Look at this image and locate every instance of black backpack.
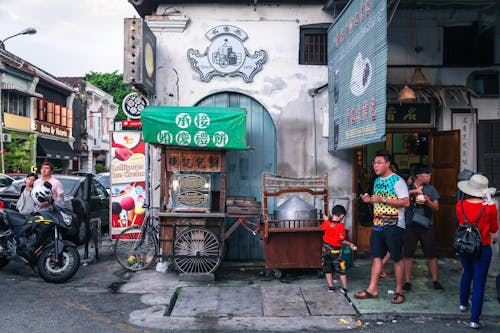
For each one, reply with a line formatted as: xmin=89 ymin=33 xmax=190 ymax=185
xmin=452 ymin=201 xmax=484 ymax=257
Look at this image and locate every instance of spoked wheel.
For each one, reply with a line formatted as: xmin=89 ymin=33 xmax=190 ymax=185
xmin=114 ymin=226 xmax=158 ymax=271
xmin=173 ymin=228 xmax=222 ymax=273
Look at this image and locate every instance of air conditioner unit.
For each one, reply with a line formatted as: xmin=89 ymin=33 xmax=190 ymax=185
xmin=2 ymin=134 xmax=11 ymax=143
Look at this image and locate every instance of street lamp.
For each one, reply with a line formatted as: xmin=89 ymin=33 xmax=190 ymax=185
xmin=0 ymin=28 xmax=37 ymax=50
xmin=0 ymin=27 xmax=37 ymax=173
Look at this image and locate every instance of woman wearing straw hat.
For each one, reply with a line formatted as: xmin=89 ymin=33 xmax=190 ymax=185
xmin=455 ymin=174 xmax=498 ymax=329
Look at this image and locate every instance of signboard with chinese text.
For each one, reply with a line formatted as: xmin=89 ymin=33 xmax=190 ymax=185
xmin=328 ymin=0 xmax=387 ymax=151
xmin=386 ymin=103 xmax=435 ymax=128
xmin=141 ymin=106 xmax=248 ymax=150
xmin=452 ymin=110 xmax=477 ymax=172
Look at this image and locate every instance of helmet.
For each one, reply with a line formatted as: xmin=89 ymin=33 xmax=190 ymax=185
xmin=31 ymin=184 xmax=53 ymax=206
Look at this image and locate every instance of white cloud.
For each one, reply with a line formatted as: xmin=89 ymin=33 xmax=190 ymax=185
xmin=0 ymin=0 xmax=137 ymax=76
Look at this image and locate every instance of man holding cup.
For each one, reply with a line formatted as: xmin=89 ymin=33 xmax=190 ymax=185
xmin=403 ymin=165 xmax=443 ymax=292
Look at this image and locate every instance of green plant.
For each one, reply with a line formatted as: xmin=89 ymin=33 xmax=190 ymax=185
xmin=95 ymin=163 xmax=107 ymax=173
xmin=85 ymin=71 xmax=133 ymax=121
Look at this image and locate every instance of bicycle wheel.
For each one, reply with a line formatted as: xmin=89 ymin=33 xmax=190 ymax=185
xmin=173 ymin=228 xmax=222 ymax=273
xmin=114 ymin=226 xmax=158 ymax=271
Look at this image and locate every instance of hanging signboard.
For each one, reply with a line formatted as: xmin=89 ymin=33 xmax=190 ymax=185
xmin=141 ymin=106 xmax=248 ymax=150
xmin=109 ymin=131 xmax=146 ymax=239
xmin=328 ymin=0 xmax=388 ymax=151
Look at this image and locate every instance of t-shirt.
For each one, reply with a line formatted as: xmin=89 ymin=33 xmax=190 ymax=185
xmin=373 ymin=173 xmax=409 ymax=228
xmin=406 ymin=183 xmax=439 ymax=225
xmin=34 ymin=177 xmax=65 ymax=207
xmin=321 ymin=220 xmax=346 ymax=247
xmin=455 ymin=200 xmax=498 ymax=245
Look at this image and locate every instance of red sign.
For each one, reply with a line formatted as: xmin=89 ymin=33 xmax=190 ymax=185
xmin=122 ymin=120 xmax=142 ymax=127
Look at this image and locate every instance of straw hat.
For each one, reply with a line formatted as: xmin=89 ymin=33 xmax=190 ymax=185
xmin=457 ymin=174 xmax=496 ymax=198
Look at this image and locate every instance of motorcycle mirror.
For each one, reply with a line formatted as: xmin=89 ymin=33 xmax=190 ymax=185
xmin=44 ymin=181 xmax=52 ymax=189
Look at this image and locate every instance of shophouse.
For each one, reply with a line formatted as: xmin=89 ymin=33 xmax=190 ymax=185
xmin=0 ymin=48 xmax=75 ymax=173
xmin=127 ymin=0 xmax=499 ymax=260
xmin=59 ymin=77 xmax=118 ymax=173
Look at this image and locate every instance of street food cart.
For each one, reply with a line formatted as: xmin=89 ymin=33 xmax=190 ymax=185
xmin=141 ymin=106 xmax=251 ymax=273
xmin=261 ymin=172 xmax=328 ymax=278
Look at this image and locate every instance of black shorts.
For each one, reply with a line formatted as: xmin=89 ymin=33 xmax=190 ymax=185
xmin=403 ymin=224 xmax=437 ymax=259
xmin=322 ymin=247 xmax=346 ymax=275
xmin=370 ymin=225 xmax=405 ymax=262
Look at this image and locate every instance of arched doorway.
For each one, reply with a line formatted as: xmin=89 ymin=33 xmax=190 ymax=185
xmin=197 ymin=92 xmax=276 ymax=260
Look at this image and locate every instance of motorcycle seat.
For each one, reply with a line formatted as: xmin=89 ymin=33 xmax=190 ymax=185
xmin=4 ymin=209 xmax=30 ymax=228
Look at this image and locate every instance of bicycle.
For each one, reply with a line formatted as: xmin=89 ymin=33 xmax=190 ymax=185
xmin=113 ymin=204 xmax=159 ymax=272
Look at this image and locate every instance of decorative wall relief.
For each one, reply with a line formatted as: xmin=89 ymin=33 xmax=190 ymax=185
xmin=187 ymin=25 xmax=267 ymax=82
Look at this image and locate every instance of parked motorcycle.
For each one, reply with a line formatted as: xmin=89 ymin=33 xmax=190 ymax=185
xmin=0 ymin=203 xmax=80 ymax=283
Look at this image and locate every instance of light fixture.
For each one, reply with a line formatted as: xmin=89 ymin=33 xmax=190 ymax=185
xmin=411 ymin=67 xmax=429 ymax=85
xmin=398 ymin=84 xmax=416 ymax=104
xmin=0 ymin=27 xmax=37 ymax=50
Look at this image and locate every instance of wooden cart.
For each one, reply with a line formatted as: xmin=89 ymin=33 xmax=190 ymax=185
xmin=261 ymin=172 xmax=328 ymax=277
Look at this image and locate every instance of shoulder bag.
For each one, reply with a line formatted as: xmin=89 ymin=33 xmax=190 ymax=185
xmin=452 ymin=201 xmax=484 ymax=257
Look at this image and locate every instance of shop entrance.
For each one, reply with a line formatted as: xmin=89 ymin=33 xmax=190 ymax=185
xmin=353 ymin=130 xmax=460 ymax=257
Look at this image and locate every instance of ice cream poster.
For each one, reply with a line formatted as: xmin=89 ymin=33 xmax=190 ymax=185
xmin=110 ymin=131 xmax=147 ymax=239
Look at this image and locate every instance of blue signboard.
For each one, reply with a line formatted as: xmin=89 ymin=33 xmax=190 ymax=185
xmin=328 ymin=0 xmax=388 ymax=151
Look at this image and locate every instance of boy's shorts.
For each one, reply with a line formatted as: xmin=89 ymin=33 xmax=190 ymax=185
xmin=322 ymin=244 xmax=346 ymax=275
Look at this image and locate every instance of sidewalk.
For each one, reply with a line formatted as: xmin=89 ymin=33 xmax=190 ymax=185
xmin=109 ymin=250 xmax=500 ymax=332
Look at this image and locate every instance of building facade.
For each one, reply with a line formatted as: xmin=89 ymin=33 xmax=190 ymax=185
xmin=129 ymin=0 xmax=499 ymax=260
xmin=0 ymin=49 xmax=75 ymax=174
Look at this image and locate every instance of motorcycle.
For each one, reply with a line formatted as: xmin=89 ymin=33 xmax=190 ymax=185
xmin=0 ymin=203 xmax=80 ymax=283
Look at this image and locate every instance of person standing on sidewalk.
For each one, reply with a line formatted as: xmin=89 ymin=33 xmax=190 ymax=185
xmin=321 ymin=204 xmax=357 ymax=293
xmin=402 ymin=165 xmax=444 ymax=292
xmin=455 ymin=174 xmax=498 ymax=329
xmin=354 ymin=150 xmax=409 ymax=304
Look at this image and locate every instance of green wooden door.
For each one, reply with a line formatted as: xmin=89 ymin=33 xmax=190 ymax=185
xmin=197 ymin=92 xmax=276 ymax=260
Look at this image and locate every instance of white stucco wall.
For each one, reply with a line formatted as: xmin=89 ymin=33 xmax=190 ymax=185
xmin=147 ymin=3 xmax=353 ymax=225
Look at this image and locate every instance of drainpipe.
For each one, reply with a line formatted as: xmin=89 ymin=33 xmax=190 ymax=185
xmin=308 ymin=83 xmax=328 ymax=177
xmin=308 ymin=83 xmax=328 ymax=212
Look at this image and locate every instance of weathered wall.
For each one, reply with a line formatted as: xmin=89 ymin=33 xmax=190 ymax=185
xmin=148 ymin=3 xmax=354 ymax=225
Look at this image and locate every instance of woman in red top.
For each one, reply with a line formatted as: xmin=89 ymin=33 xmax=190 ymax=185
xmin=455 ymin=174 xmax=498 ymax=329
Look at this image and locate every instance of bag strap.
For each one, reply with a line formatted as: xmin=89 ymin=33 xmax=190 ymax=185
xmin=460 ymin=201 xmax=486 ymax=225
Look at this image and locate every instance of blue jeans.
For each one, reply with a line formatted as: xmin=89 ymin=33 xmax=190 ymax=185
xmin=459 ymin=245 xmax=492 ymax=323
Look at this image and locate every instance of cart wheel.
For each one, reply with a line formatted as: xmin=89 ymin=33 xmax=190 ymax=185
xmin=273 ymin=269 xmax=282 ymax=279
xmin=173 ymin=228 xmax=222 ymax=273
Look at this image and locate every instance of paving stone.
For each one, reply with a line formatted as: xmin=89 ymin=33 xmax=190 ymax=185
xmin=261 ymin=286 xmax=309 ymax=316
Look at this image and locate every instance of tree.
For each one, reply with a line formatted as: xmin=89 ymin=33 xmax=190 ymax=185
xmin=85 ymin=71 xmax=133 ymax=121
xmin=4 ymin=133 xmax=35 ymax=173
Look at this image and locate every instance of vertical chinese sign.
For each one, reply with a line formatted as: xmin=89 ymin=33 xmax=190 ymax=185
xmin=110 ymin=131 xmax=146 ymax=239
xmin=328 ymin=0 xmax=388 ymax=151
xmin=452 ymin=111 xmax=477 ymax=172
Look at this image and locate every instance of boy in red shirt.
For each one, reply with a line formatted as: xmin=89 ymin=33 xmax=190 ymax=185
xmin=322 ymin=205 xmax=357 ymax=293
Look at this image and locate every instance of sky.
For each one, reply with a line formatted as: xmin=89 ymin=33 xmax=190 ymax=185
xmin=0 ymin=0 xmax=137 ymax=77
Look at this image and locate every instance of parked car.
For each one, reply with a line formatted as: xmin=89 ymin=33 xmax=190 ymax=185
xmin=0 ymin=173 xmax=14 ymax=193
xmin=0 ymin=173 xmax=110 ymax=245
xmin=7 ymin=173 xmax=27 ymax=180
xmin=96 ymin=172 xmax=110 ymax=194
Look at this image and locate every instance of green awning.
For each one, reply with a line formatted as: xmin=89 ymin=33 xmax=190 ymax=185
xmin=141 ymin=106 xmax=248 ymax=150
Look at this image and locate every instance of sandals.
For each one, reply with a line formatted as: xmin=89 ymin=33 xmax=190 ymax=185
xmin=354 ymin=289 xmax=378 ymax=299
xmin=391 ymin=292 xmax=405 ymax=304
xmin=380 ymin=271 xmax=391 ymax=279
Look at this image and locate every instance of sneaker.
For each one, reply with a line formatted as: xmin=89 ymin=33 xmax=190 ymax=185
xmin=466 ymin=321 xmax=485 ymax=329
xmin=339 ymin=287 xmax=347 ymax=294
xmin=328 ymin=286 xmax=336 ymax=293
xmin=459 ymin=304 xmax=469 ymax=312
xmin=433 ymin=281 xmax=444 ymax=292
xmin=403 ymin=282 xmax=411 ymax=292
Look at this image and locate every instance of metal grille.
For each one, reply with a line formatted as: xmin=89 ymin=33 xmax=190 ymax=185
xmin=301 ymin=32 xmax=327 ymax=65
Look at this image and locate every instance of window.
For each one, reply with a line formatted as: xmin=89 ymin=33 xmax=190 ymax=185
xmin=468 ymin=71 xmax=499 ymax=96
xmin=299 ymin=24 xmax=329 ymax=65
xmin=1 ymin=90 xmax=28 ymax=117
xmin=443 ymin=22 xmax=494 ymax=66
